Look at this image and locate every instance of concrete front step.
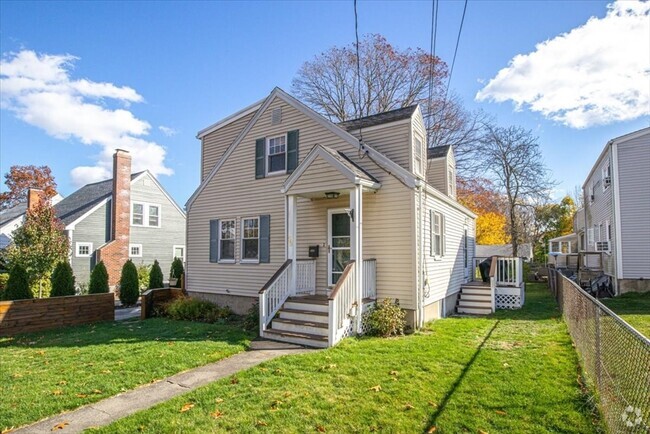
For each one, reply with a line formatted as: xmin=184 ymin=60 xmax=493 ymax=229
xmin=264 ymin=329 xmax=329 ymax=348
xmin=271 ymin=317 xmax=328 ymax=336
xmin=279 ymin=308 xmax=328 ymax=323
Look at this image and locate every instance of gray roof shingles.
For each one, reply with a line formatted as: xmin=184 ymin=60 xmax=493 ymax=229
xmin=0 ymin=202 xmax=27 ymax=227
xmin=337 ymin=105 xmax=418 ymax=131
xmin=54 ymin=172 xmax=144 ymax=226
xmin=318 ymin=145 xmax=379 ymax=184
xmin=427 ymin=145 xmax=451 ymax=159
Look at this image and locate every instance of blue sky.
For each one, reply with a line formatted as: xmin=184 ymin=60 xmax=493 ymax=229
xmin=1 ymin=0 xmax=648 ymax=205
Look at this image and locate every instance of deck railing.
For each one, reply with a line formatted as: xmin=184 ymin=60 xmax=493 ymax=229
xmin=362 ymin=259 xmax=377 ymax=300
xmin=328 ymin=261 xmax=356 ymax=346
xmin=489 ymin=256 xmax=525 ymax=310
xmin=259 ymin=259 xmax=292 ymax=334
xmin=495 ymin=256 xmax=522 ymax=287
xmin=295 ymin=259 xmax=316 ymax=295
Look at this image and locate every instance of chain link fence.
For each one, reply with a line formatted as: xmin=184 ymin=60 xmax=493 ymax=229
xmin=548 ymin=268 xmax=650 ymax=433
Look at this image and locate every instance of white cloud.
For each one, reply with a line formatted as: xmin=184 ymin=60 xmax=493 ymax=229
xmin=476 ymin=0 xmax=650 ymax=129
xmin=158 ymin=125 xmax=177 ymax=137
xmin=0 ymin=50 xmax=173 ymax=186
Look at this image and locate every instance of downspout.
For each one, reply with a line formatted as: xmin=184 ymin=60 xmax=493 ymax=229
xmin=417 ymin=181 xmax=425 ymax=328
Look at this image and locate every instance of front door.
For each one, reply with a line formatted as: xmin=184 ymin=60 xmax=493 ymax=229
xmin=328 ymin=209 xmax=351 ymax=286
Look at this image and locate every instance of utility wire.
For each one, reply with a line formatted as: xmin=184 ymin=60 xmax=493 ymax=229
xmin=427 ymin=0 xmax=438 ymax=115
xmin=354 ymin=0 xmax=365 ymax=157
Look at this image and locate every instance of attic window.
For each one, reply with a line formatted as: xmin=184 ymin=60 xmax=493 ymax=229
xmin=272 ymin=108 xmax=282 ymax=125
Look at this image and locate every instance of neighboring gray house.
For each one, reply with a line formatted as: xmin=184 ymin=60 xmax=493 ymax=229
xmin=578 ymin=127 xmax=649 ymax=294
xmin=57 ymin=150 xmax=186 ymax=287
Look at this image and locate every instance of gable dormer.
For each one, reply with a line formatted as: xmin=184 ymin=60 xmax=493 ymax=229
xmin=426 ymin=145 xmax=456 ymax=199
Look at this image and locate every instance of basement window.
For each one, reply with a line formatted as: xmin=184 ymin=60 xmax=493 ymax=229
xmin=130 ymin=244 xmax=143 ymax=258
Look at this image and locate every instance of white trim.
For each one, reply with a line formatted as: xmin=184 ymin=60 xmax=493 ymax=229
xmin=196 ymin=99 xmax=264 ymax=139
xmin=282 ymin=144 xmax=381 ymax=194
xmin=129 ymin=243 xmax=143 ymax=258
xmin=172 ymin=244 xmax=185 ymax=261
xmin=64 ymin=197 xmax=110 ymax=230
xmin=431 ymin=211 xmax=445 ymax=259
xmin=131 ymin=201 xmax=162 ymax=228
xmin=612 ymin=142 xmax=623 ymax=280
xmin=218 ymin=218 xmax=236 ymax=263
xmin=186 ymin=87 xmax=415 ymax=209
xmin=413 ymin=134 xmax=424 ymax=177
xmin=75 ymin=242 xmax=93 ymax=257
xmin=423 ymin=183 xmax=476 ymax=218
xmin=240 ymin=216 xmax=260 ymax=263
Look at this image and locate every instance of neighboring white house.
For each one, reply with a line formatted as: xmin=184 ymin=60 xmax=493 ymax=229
xmin=0 ymin=193 xmax=64 ymax=249
xmin=476 ymin=243 xmax=533 ymax=261
xmin=553 ymin=127 xmax=649 ymax=294
xmin=185 ymin=87 xmax=478 ymax=347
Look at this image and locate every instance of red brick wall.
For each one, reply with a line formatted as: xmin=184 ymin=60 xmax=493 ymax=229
xmin=97 ymin=150 xmax=131 ymax=286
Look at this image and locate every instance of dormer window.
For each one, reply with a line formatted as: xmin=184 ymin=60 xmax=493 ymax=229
xmin=414 ymin=136 xmax=423 ymax=175
xmin=267 ymin=135 xmax=287 ymax=175
xmin=601 ymin=163 xmax=611 ymax=191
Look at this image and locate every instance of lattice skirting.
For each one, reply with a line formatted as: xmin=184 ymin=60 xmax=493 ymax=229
xmin=359 ymin=301 xmax=376 ymax=335
xmin=495 ymin=285 xmax=525 ymax=309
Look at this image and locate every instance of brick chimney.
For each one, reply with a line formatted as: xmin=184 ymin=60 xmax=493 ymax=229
xmin=27 ymin=188 xmax=45 ymax=213
xmin=96 ymin=150 xmax=132 ymax=287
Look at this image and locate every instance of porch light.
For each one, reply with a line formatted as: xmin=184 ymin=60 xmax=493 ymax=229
xmin=325 ymin=191 xmax=340 ymax=199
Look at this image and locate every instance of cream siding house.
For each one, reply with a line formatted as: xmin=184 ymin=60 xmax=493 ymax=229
xmin=186 ymin=88 xmax=476 ymax=347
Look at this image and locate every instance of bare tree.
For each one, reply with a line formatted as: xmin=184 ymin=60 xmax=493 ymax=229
xmin=472 ymin=125 xmax=556 ymax=256
xmin=292 ymin=34 xmax=486 ymax=176
xmin=292 ymin=34 xmax=447 ymax=121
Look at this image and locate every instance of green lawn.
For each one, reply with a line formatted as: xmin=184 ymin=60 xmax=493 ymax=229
xmin=92 ymin=284 xmax=601 ymax=434
xmin=0 ymin=318 xmax=252 ymax=431
xmin=600 ymin=291 xmax=650 ymax=338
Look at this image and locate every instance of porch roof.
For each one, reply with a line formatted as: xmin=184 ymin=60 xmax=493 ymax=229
xmin=281 ymin=144 xmax=381 ymax=196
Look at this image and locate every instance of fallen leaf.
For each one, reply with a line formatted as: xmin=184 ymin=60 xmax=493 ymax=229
xmin=101 ymin=370 xmax=112 ymax=374
xmin=215 ymin=398 xmax=224 ymax=403
xmin=283 ymin=392 xmax=292 ymax=398
xmin=316 ymin=425 xmax=326 ymax=432
xmin=389 ymin=370 xmax=399 ymax=376
xmin=259 ymin=367 xmax=268 ymax=372
xmin=2 ymin=427 xmax=15 ymax=434
xmin=76 ymin=394 xmax=88 ymax=398
xmin=271 ymin=400 xmax=283 ymax=409
xmin=93 ymin=389 xmax=103 ymax=395
xmin=36 ymin=350 xmax=46 ymax=356
xmin=503 ymin=363 xmax=510 ymax=368
xmin=426 ymin=426 xmax=437 ymax=433
xmin=12 ymin=373 xmax=23 ymax=378
xmin=52 ymin=390 xmax=63 ymax=396
xmin=428 ymin=401 xmax=438 ymax=408
xmin=404 ymin=403 xmax=414 ymax=410
xmin=230 ymin=377 xmax=239 ymax=385
xmin=58 ymin=380 xmax=67 ymax=385
xmin=369 ymin=385 xmax=381 ymax=392
xmin=180 ymin=403 xmax=194 ymax=413
xmin=51 ymin=421 xmax=69 ymax=431
xmin=210 ymin=409 xmax=223 ymax=419
xmin=495 ymin=410 xmax=507 ymax=416
xmin=256 ymin=420 xmax=268 ymax=426
xmin=274 ymin=368 xmax=282 ymax=374
xmin=478 ymin=430 xmax=489 ymax=434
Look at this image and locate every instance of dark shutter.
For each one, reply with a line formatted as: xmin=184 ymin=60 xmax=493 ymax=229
xmin=209 ymin=219 xmax=219 ymax=262
xmin=255 ymin=138 xmax=266 ymax=179
xmin=259 ymin=214 xmax=270 ymax=263
xmin=287 ymin=130 xmax=299 ymax=173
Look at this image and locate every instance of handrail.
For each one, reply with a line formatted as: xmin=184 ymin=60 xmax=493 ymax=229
xmin=259 ymin=259 xmax=292 ymax=294
xmin=489 ymin=255 xmax=497 ymax=277
xmin=328 ymin=260 xmax=356 ymax=300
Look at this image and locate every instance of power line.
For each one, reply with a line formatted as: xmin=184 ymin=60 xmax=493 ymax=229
xmin=427 ymin=0 xmax=438 ymax=115
xmin=353 ymin=0 xmax=364 ymax=145
xmin=442 ymin=0 xmax=468 ymax=114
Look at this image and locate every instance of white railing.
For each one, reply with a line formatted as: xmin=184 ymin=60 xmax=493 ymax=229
xmin=328 ymin=261 xmax=356 ymax=347
xmin=362 ymin=259 xmax=377 ymax=300
xmin=259 ymin=260 xmax=293 ymax=334
xmin=295 ymin=259 xmax=316 ymax=295
xmin=495 ymin=257 xmax=522 ymax=287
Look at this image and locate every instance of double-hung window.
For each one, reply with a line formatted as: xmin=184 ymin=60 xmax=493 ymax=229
xmin=414 ymin=136 xmax=423 ymax=175
xmin=267 ymin=135 xmax=286 ymax=175
xmin=602 ymin=163 xmax=611 ymax=191
xmin=131 ymin=202 xmax=161 ymax=227
xmin=432 ymin=211 xmax=445 ymax=257
xmin=241 ymin=217 xmax=260 ymax=262
xmin=219 ymin=219 xmax=236 ymax=262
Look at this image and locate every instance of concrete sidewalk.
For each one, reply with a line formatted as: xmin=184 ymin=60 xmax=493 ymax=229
xmin=14 ymin=340 xmax=313 ymax=434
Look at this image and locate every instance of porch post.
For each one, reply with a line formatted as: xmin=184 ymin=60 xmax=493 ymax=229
xmin=287 ymin=194 xmax=297 ymax=295
xmin=350 ymin=185 xmax=363 ymax=333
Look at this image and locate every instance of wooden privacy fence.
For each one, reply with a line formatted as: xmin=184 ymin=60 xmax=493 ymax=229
xmin=141 ymin=288 xmax=184 ymax=319
xmin=0 ymin=293 xmax=115 ymax=336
